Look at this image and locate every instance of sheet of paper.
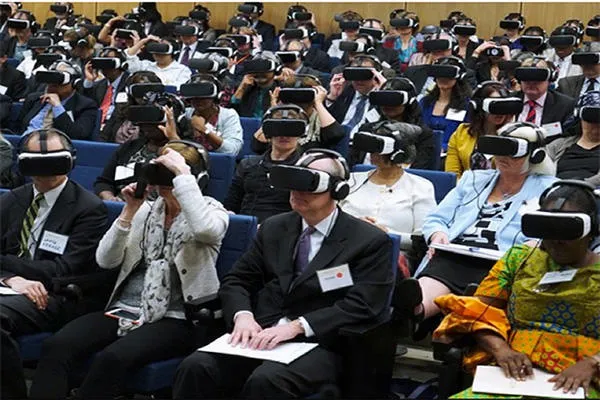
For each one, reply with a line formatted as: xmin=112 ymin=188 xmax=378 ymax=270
xmin=473 ymin=365 xmax=584 ymax=399
xmin=0 ymin=287 xmax=21 ymax=295
xmin=198 ymin=333 xmax=318 ymax=365
xmin=431 ymin=243 xmax=504 ymax=261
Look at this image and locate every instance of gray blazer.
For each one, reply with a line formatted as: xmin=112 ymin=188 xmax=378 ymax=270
xmin=557 ymin=75 xmax=585 ymax=100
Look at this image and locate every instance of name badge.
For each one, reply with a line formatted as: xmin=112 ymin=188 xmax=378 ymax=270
xmin=115 ymin=92 xmax=128 ymax=104
xmin=446 ymin=108 xmax=467 ymax=122
xmin=317 ymin=264 xmax=354 ymax=292
xmin=115 ymin=163 xmax=135 ymax=181
xmin=541 ymin=122 xmax=562 ymax=137
xmin=0 ymin=85 xmax=7 ymax=95
xmin=38 ymin=231 xmax=69 ymax=255
xmin=364 ymin=108 xmax=380 ymax=123
xmin=538 ymin=269 xmax=577 ymax=286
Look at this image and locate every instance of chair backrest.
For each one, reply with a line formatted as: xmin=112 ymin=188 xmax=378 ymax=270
xmin=332 ymin=124 xmax=351 ymax=158
xmin=164 ymin=85 xmax=178 ymax=94
xmin=329 ymin=57 xmax=342 ymax=70
xmin=239 ymin=117 xmax=262 ymax=161
xmin=215 ymin=214 xmax=258 ymax=280
xmin=351 ymin=164 xmax=456 ymax=204
xmin=206 ymin=152 xmax=235 ymax=202
xmin=69 ymin=140 xmax=119 ymax=191
xmin=7 ymin=103 xmax=23 ymax=133
xmin=432 ymin=130 xmax=443 ymax=171
xmin=91 ymin=109 xmax=102 ymax=141
xmin=103 ymin=200 xmax=124 ymax=229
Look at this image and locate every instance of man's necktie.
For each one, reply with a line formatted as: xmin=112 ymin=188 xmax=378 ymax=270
xmin=294 ymin=226 xmax=316 ymax=276
xmin=100 ymin=84 xmax=114 ymax=124
xmin=586 ymin=78 xmax=597 ymax=93
xmin=525 ymin=100 xmax=537 ymax=123
xmin=181 ymin=46 xmax=191 ymax=66
xmin=18 ymin=193 xmax=44 ymax=258
xmin=346 ymin=96 xmax=368 ymax=130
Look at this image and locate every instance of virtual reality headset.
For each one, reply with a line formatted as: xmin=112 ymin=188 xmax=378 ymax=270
xmin=586 ymin=26 xmax=600 ymax=38
xmin=18 ymin=150 xmax=74 ymax=177
xmin=572 ymin=52 xmax=600 ymax=65
xmin=276 ymin=51 xmax=300 ymax=64
xmin=291 ymin=11 xmax=312 ymax=21
xmin=427 ymin=64 xmax=463 ymax=79
xmin=278 ymin=88 xmax=315 ymax=104
xmin=499 ymin=20 xmax=521 ymax=30
xmin=339 ymin=40 xmax=368 ymax=53
xmin=477 ymin=135 xmax=535 ymax=158
xmin=339 ymin=20 xmax=360 ymax=31
xmin=174 ymin=25 xmax=200 ymax=36
xmin=188 ymin=58 xmax=221 ymax=72
xmin=189 ymin=10 xmax=208 ymax=21
xmin=226 ymin=34 xmax=251 ymax=46
xmin=549 ymin=35 xmax=577 ymax=47
xmin=522 ymin=211 xmax=593 ymax=240
xmin=390 ymin=18 xmax=417 ymax=28
xmin=352 ymin=131 xmax=397 ymax=155
xmin=91 ymin=57 xmax=123 ymax=70
xmin=114 ymin=29 xmax=136 ymax=39
xmin=50 ymin=4 xmax=68 ymax=14
xmin=439 ymin=19 xmax=455 ymax=30
xmin=519 ymin=35 xmax=545 ymax=48
xmin=514 ymin=67 xmax=551 ymax=81
xmin=180 ymin=82 xmax=218 ymax=98
xmin=134 ymin=162 xmax=176 ymax=187
xmin=238 ymin=4 xmax=259 ymax=14
xmin=36 ymin=53 xmax=65 ymax=67
xmin=205 ymin=46 xmax=234 ymax=58
xmin=96 ymin=14 xmax=114 ymax=24
xmin=243 ymin=58 xmax=277 ymax=74
xmin=342 ymin=67 xmax=374 ymax=81
xmin=359 ymin=27 xmax=384 ymax=41
xmin=146 ymin=42 xmax=174 ymax=55
xmin=129 ymin=83 xmax=165 ymax=99
xmin=7 ymin=18 xmax=30 ymax=30
xmin=580 ymin=106 xmax=600 ymax=123
xmin=479 ymin=97 xmax=523 ymax=115
xmin=269 ymin=164 xmax=336 ymax=194
xmin=35 ymin=70 xmax=72 ymax=85
xmin=128 ymin=105 xmax=166 ymax=124
xmin=28 ymin=37 xmax=53 ymax=49
xmin=283 ymin=28 xmax=308 ymax=40
xmin=262 ymin=118 xmax=307 ymax=138
xmin=452 ymin=24 xmax=476 ymax=36
xmin=228 ymin=16 xmax=251 ymax=28
xmin=423 ymin=39 xmax=453 ymax=52
xmin=369 ymin=90 xmax=411 ymax=106
xmin=484 ymin=46 xmax=504 ymax=57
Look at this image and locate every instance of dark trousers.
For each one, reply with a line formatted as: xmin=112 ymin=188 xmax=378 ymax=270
xmin=173 ymin=346 xmax=342 ymax=399
xmin=29 ymin=311 xmax=196 ymax=399
xmin=0 ymin=294 xmax=66 ymax=399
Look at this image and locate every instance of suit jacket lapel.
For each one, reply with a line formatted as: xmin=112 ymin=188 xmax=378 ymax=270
xmin=278 ymin=214 xmax=302 ymax=294
xmin=574 ymin=76 xmax=584 ymax=96
xmin=542 ymin=92 xmax=555 ymax=124
xmin=34 ymin=181 xmax=76 ymax=258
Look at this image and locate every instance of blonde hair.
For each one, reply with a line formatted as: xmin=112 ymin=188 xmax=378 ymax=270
xmin=161 ymin=142 xmax=203 ymax=169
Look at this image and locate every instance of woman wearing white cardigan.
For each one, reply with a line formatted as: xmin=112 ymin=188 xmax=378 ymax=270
xmin=30 ymin=142 xmax=229 ymax=400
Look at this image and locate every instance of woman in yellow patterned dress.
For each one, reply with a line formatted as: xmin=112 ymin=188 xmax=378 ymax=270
xmin=433 ymin=180 xmax=600 ymax=398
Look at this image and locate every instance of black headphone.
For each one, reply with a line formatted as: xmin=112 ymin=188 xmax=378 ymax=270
xmin=469 ymin=80 xmax=511 ymax=111
xmin=99 ymin=46 xmax=129 ymax=70
xmin=297 ymin=149 xmax=350 ymax=200
xmin=47 ymin=59 xmax=82 ymax=86
xmin=164 ymin=140 xmax=210 ymax=191
xmin=497 ymin=121 xmax=547 ymax=164
xmin=539 ymin=180 xmax=600 ymax=236
xmin=18 ymin=128 xmax=77 ymax=167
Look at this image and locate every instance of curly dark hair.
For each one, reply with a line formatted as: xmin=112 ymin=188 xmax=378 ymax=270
xmin=421 ymin=75 xmax=472 ymax=116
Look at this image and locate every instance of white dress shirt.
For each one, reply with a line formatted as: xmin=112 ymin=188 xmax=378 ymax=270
xmin=178 ymin=41 xmax=198 ymax=64
xmin=125 ymin=54 xmax=192 ymax=88
xmin=518 ymin=92 xmax=547 ymax=127
xmin=27 ymin=179 xmax=68 ymax=258
xmin=551 ymin=53 xmax=583 ymax=81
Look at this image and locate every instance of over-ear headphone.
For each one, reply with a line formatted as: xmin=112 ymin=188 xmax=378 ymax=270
xmin=539 ymin=179 xmax=600 ymax=236
xmin=18 ymin=128 xmax=77 ymax=167
xmin=99 ymin=46 xmax=129 ymax=70
xmin=297 ymin=148 xmax=350 ymax=200
xmin=163 ymin=140 xmax=210 ymax=190
xmin=469 ymin=80 xmax=510 ymax=111
xmin=355 ymin=33 xmax=377 ymax=55
xmin=498 ymin=121 xmax=547 ymax=164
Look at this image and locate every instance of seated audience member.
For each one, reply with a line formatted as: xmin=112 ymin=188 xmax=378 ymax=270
xmin=0 ymin=129 xmax=107 ymax=399
xmin=125 ymin=34 xmax=191 ymax=88
xmin=4 ymin=11 xmax=35 ymax=62
xmin=173 ymin=19 xmax=205 ymax=66
xmin=549 ymin=91 xmax=600 ymax=185
xmin=64 ymin=30 xmax=96 ymax=72
xmin=326 ymin=55 xmax=386 ymax=132
xmin=43 ymin=2 xmax=74 ymax=31
xmin=188 ymin=5 xmax=218 ymax=42
xmin=433 ymin=181 xmax=600 ymax=398
xmin=83 ymin=47 xmax=130 ymax=128
xmin=547 ymin=26 xmax=583 ymax=80
xmin=0 ymin=3 xmax=15 ymax=41
xmin=137 ymin=2 xmax=167 ymax=38
xmin=19 ymin=60 xmax=97 ymax=139
xmin=584 ymin=16 xmax=600 ymax=52
xmin=189 ymin=52 xmax=237 ymax=108
xmin=30 ymin=141 xmax=228 ymax=400
xmin=557 ymin=51 xmax=600 ymax=99
xmin=16 ymin=35 xmax=53 ymax=79
xmin=333 ymin=32 xmax=398 ymax=76
xmin=499 ymin=12 xmax=526 ymax=49
xmin=231 ymin=51 xmax=282 ymax=118
xmin=326 ymin=11 xmax=363 ymax=59
xmin=341 ymin=120 xmax=436 ymax=247
xmin=97 ymin=16 xmax=141 ymax=49
xmin=446 ymin=81 xmax=523 ymax=178
xmin=276 ymin=38 xmax=323 ymax=78
xmin=229 ymin=25 xmax=263 ymax=57
xmin=94 ymin=96 xmax=184 ymax=201
xmin=419 ymin=56 xmax=472 ymax=150
xmin=0 ymin=133 xmax=16 ymax=187
xmin=515 ymin=58 xmax=576 ymax=133
xmin=181 ymin=74 xmax=243 ymax=155
xmin=22 ymin=45 xmax=70 ymax=95
xmin=253 ymin=75 xmax=344 ymax=153
xmin=0 ymin=43 xmax=27 ymax=101
xmin=399 ymin=122 xmax=557 ymax=324
xmin=355 ymin=21 xmax=401 ymax=73
xmin=281 ymin=25 xmax=331 ymax=73
xmin=467 ymin=40 xmax=512 ymax=83
xmin=173 ymin=148 xmax=394 ymax=399
xmin=224 ymin=105 xmax=304 ymax=222
xmin=238 ymin=2 xmax=275 ymax=51
xmin=352 ymin=77 xmax=436 ymax=169
xmin=452 ymin=17 xmax=480 ymax=60
xmin=389 ymin=13 xmax=419 ymax=69
xmin=512 ymin=26 xmax=555 ymax=59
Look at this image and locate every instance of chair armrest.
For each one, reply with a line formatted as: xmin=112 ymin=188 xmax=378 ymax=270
xmin=52 ymin=282 xmax=83 ymax=302
xmin=184 ymin=293 xmax=222 ymax=322
xmin=339 ymin=312 xmax=392 ymax=337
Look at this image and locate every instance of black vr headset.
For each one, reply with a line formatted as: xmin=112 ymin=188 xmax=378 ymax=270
xmin=291 ymin=11 xmax=312 ymax=21
xmin=206 ymin=47 xmax=234 ymax=58
xmin=17 ymin=129 xmax=76 ymax=177
xmin=498 ymin=60 xmax=521 ymax=72
xmin=389 ymin=18 xmax=417 ymax=28
xmin=276 ymin=51 xmax=301 ymax=64
xmin=243 ymin=58 xmax=278 ymax=74
xmin=369 ymin=90 xmax=412 ymax=106
xmin=484 ymin=46 xmax=504 ymax=57
xmin=188 ymin=58 xmax=222 ymax=72
xmin=134 ymin=162 xmax=176 ymax=187
xmin=146 ymin=42 xmax=175 ymax=55
xmin=128 ymin=105 xmax=166 ymax=124
xmin=238 ymin=3 xmax=259 ymax=15
xmin=35 ymin=70 xmax=73 ymax=85
xmin=427 ymin=64 xmax=463 ymax=79
xmin=278 ymin=88 xmax=315 ymax=104
xmin=339 ymin=20 xmax=360 ymax=31
xmin=36 ymin=53 xmax=65 ymax=67
xmin=549 ymin=35 xmax=577 ymax=47
xmin=579 ymin=106 xmax=600 ymax=123
xmin=227 ymin=34 xmax=252 ymax=46
xmin=262 ymin=104 xmax=309 ymax=138
xmin=128 ymin=83 xmax=165 ymax=99
xmin=27 ymin=37 xmax=53 ymax=49
xmin=7 ymin=18 xmax=30 ymax=30
xmin=339 ymin=40 xmax=368 ymax=53
xmin=423 ymin=39 xmax=452 ymax=52
xmin=586 ymin=26 xmax=600 ymax=38
xmin=352 ymin=121 xmax=421 ymax=164
xmin=189 ymin=10 xmax=208 ymax=21
xmin=50 ymin=4 xmax=69 ymax=14
xmin=477 ymin=135 xmax=539 ymax=158
xmin=359 ymin=27 xmax=384 ymax=41
xmin=476 ymin=97 xmax=524 ymax=114
xmin=342 ymin=67 xmax=374 ymax=81
xmin=519 ymin=35 xmax=545 ymax=48
xmin=499 ymin=20 xmax=521 ymax=30
xmin=174 ymin=25 xmax=201 ymax=36
xmin=91 ymin=57 xmax=124 ymax=70
xmin=514 ymin=67 xmax=551 ymax=81
xmin=228 ymin=15 xmax=251 ymax=28
xmin=283 ymin=28 xmax=308 ymax=40
xmin=572 ymin=52 xmax=600 ymax=65
xmin=180 ymin=82 xmax=218 ymax=98
xmin=114 ymin=28 xmax=136 ymax=39
xmin=452 ymin=24 xmax=476 ymax=36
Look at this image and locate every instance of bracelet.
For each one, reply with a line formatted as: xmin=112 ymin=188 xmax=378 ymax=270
xmin=117 ymin=217 xmax=132 ymax=226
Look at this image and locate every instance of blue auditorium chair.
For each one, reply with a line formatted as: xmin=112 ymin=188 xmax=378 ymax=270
xmin=68 ymin=140 xmax=118 ymax=191
xmin=91 ymin=109 xmax=102 ymax=141
xmin=239 ymin=117 xmax=262 ymax=161
xmin=7 ymin=103 xmax=23 ymax=133
xmin=332 ymin=124 xmax=351 ymax=158
xmin=205 ymin=152 xmax=235 ymax=202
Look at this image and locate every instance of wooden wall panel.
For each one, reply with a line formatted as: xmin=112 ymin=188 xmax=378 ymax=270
xmin=521 ymin=3 xmax=597 ymax=34
xmin=21 ymin=2 xmax=97 ymax=23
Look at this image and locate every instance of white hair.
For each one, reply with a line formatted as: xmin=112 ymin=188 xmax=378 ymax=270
xmin=501 ymin=124 xmax=557 ymax=176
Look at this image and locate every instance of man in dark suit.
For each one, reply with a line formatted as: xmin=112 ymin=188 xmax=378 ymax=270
xmin=280 ymin=25 xmax=331 ymax=73
xmin=557 ymin=52 xmax=600 ymax=99
xmin=231 ymin=52 xmax=280 ymax=118
xmin=19 ymin=60 xmax=98 ymax=140
xmin=42 ymin=2 xmax=75 ymax=31
xmin=173 ymin=150 xmax=393 ymax=399
xmin=0 ymin=129 xmax=107 ymax=399
xmin=276 ymin=39 xmax=328 ymax=87
xmin=0 ymin=45 xmax=27 ymax=101
xmin=242 ymin=2 xmax=276 ymax=51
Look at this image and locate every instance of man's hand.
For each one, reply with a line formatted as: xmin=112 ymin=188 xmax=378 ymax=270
xmin=240 ymin=74 xmax=255 ymax=90
xmin=372 ymin=69 xmax=387 ymax=90
xmin=249 ymin=321 xmax=304 ymax=350
xmin=328 ymin=73 xmax=345 ymax=101
xmin=5 ymin=277 xmax=48 ymax=310
xmin=549 ymin=358 xmax=598 ymax=395
xmin=228 ymin=313 xmax=262 ymax=348
xmin=314 ymin=85 xmax=328 ymax=104
xmin=269 ymin=86 xmax=280 ymax=107
xmin=158 ymin=106 xmax=179 ymax=140
xmin=84 ymin=61 xmax=98 ymax=82
xmin=40 ymin=93 xmax=61 ymax=107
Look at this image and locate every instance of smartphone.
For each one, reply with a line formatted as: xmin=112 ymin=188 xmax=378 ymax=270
xmin=104 ymin=308 xmax=141 ymax=323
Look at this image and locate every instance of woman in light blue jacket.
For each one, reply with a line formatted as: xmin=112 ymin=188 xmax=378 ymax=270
xmin=399 ymin=122 xmax=557 ymax=324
